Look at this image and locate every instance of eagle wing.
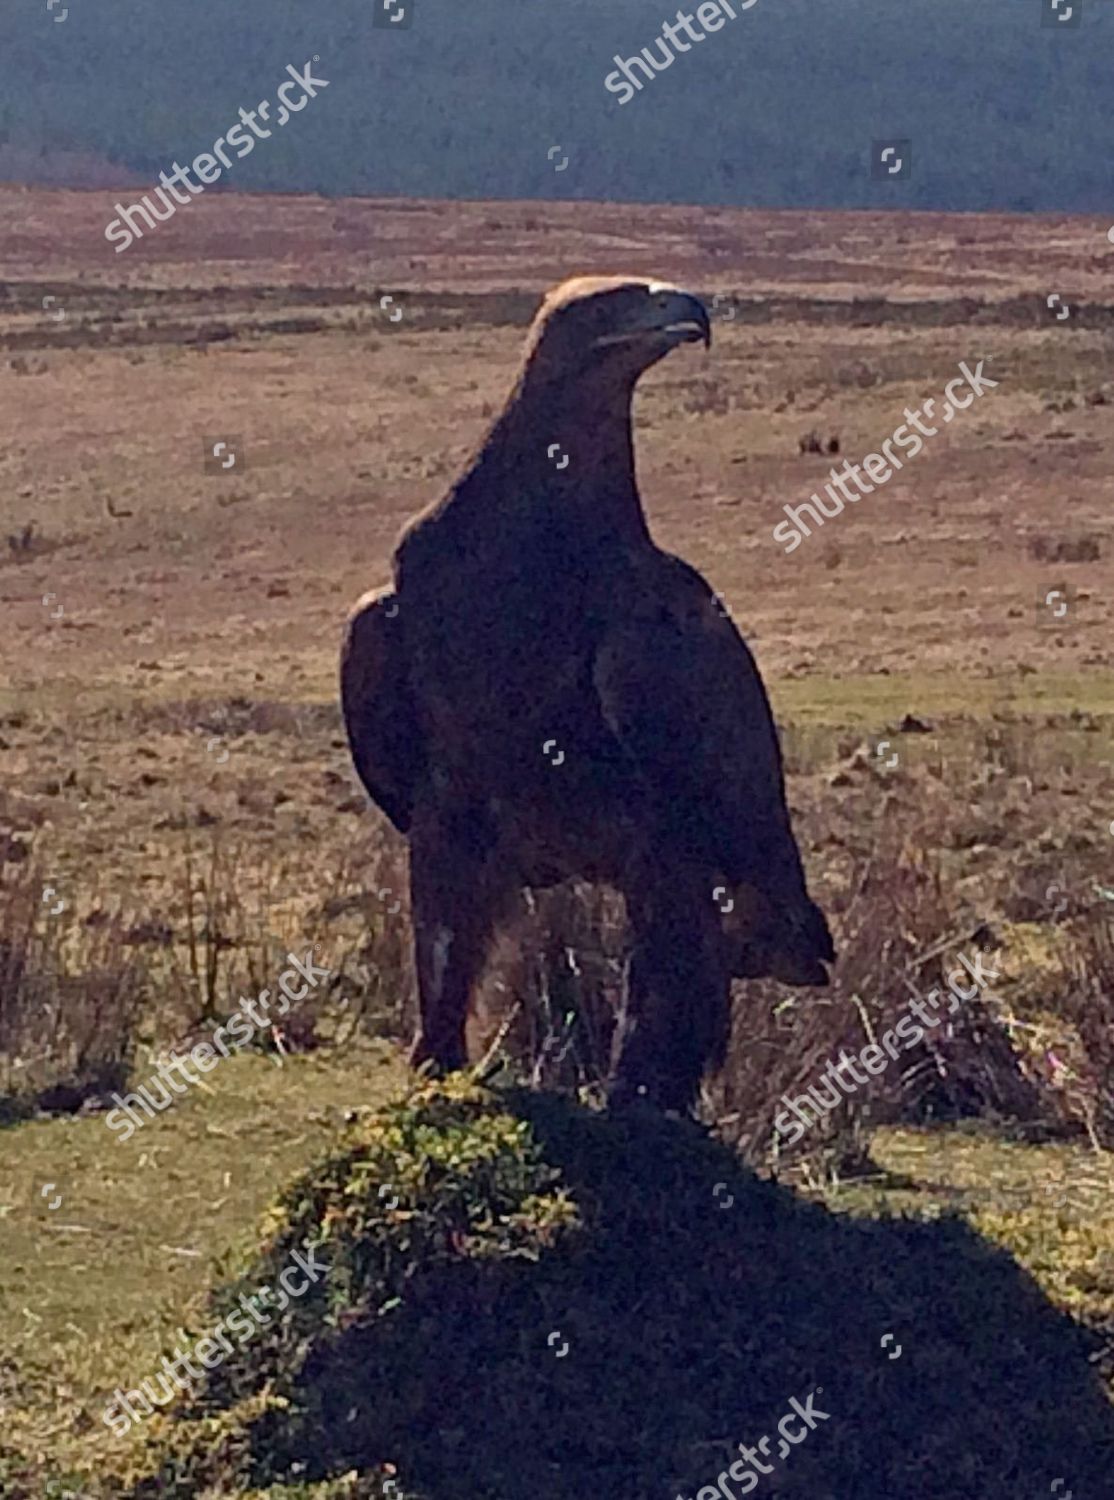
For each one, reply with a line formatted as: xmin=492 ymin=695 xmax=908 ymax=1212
xmin=592 ymin=555 xmax=834 ymax=984
xmin=339 ymin=586 xmax=423 ymax=834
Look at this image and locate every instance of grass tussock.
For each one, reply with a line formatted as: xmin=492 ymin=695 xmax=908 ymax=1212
xmin=0 ymin=851 xmax=145 ymax=1121
xmin=474 ymin=767 xmax=1114 ymax=1172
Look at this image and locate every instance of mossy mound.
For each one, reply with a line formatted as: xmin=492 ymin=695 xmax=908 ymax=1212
xmin=109 ymin=1078 xmax=1114 ymax=1499
xmin=120 ymin=1076 xmax=575 ymax=1498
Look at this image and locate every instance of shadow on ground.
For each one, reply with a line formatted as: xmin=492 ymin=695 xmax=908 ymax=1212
xmin=122 ymin=1080 xmax=1112 ymax=1500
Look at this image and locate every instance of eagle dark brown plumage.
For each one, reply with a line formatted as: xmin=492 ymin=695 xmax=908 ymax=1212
xmin=340 ymin=274 xmax=834 ymax=1111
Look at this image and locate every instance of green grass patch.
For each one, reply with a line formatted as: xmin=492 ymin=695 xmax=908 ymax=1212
xmin=771 ymin=669 xmax=1114 ymax=728
xmin=0 ymin=1042 xmax=406 ymax=1491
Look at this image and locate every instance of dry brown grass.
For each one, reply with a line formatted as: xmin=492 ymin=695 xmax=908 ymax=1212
xmin=465 ymin=757 xmax=1114 ymax=1173
xmin=0 ymin=850 xmax=144 ymax=1120
xmin=1 ymin=190 xmax=1112 ymax=1168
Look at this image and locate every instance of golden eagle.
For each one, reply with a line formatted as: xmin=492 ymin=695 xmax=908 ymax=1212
xmin=341 ymin=275 xmax=833 ymax=1110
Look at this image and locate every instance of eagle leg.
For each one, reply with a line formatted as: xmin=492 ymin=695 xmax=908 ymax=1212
xmin=608 ymin=860 xmax=731 ymax=1113
xmin=407 ymin=805 xmax=510 ymax=1074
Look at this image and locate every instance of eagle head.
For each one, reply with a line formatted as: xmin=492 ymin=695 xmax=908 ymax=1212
xmin=522 ymin=275 xmax=711 ymax=384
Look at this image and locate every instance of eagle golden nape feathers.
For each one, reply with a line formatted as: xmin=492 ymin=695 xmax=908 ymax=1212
xmin=339 ymin=272 xmax=834 ymax=1115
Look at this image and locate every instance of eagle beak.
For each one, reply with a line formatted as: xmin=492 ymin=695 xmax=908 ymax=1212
xmin=594 ymin=286 xmax=712 ymax=352
xmin=653 ymin=287 xmax=712 ymax=350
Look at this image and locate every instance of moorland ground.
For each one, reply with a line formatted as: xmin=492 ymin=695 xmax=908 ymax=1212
xmin=1 ymin=188 xmax=1113 ymax=1494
